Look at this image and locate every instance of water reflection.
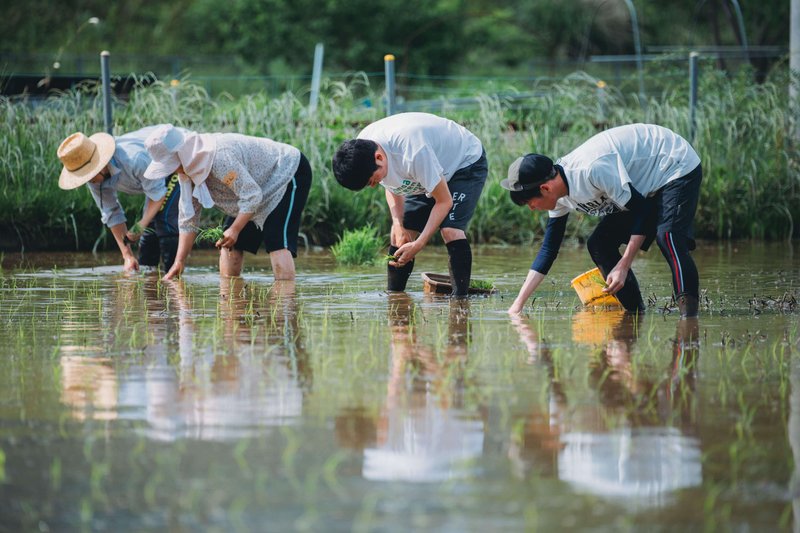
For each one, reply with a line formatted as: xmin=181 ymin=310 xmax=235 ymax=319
xmin=788 ymin=339 xmax=800 ymax=532
xmin=59 ymin=276 xmax=308 ymax=440
xmin=343 ymin=294 xmax=485 ymax=482
xmin=510 ymin=311 xmax=702 ymax=508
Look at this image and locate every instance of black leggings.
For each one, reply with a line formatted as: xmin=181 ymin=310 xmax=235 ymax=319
xmin=586 ymin=226 xmax=646 ymax=312
xmin=587 ymin=164 xmax=702 ymax=308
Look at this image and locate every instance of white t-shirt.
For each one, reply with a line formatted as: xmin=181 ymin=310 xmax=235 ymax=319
xmin=358 ymin=112 xmax=483 ymax=196
xmin=549 ymin=124 xmax=701 ymax=218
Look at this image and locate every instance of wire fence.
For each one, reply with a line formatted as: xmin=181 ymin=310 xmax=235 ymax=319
xmin=1 ymin=47 xmax=787 ymax=113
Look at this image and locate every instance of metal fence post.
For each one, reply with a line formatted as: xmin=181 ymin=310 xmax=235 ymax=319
xmin=100 ymin=50 xmax=112 ymax=134
xmin=384 ymin=54 xmax=396 ymax=116
xmin=596 ymin=80 xmax=608 ymax=127
xmin=622 ymin=0 xmax=646 ymax=106
xmin=791 ymin=0 xmax=799 ymax=142
xmin=689 ymin=51 xmax=699 ymax=143
xmin=309 ymin=43 xmax=324 ymax=114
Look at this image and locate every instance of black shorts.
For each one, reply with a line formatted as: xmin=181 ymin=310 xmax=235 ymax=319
xmin=403 ymin=151 xmax=488 ymax=233
xmin=223 ymin=153 xmax=312 ymax=257
xmin=592 ymin=163 xmax=702 ymax=252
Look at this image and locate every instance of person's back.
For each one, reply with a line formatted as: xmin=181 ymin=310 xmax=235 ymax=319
xmin=358 ymin=112 xmax=483 ymax=183
xmin=560 ymin=124 xmax=701 ymax=198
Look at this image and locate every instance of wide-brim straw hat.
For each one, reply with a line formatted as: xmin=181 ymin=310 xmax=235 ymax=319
xmin=57 ymin=132 xmax=116 ymax=190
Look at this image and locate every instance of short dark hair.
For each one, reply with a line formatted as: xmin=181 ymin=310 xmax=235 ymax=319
xmin=509 ymin=169 xmax=560 ymax=206
xmin=332 ymin=139 xmax=379 ymax=191
xmin=510 ymin=187 xmax=541 ymax=206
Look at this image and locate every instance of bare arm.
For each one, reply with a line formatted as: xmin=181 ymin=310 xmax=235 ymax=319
xmin=508 ymin=269 xmax=547 ymax=315
xmin=217 ymin=212 xmax=253 ymax=249
xmin=163 ymin=231 xmax=197 ymax=280
xmin=126 ymin=196 xmax=165 ymax=241
xmin=604 ymin=185 xmax=650 ymax=293
xmin=393 ymin=180 xmax=453 ymax=264
xmin=385 ymin=188 xmax=412 ymax=247
xmin=604 ymin=234 xmax=645 ymax=294
xmin=109 ymin=222 xmax=138 ymax=272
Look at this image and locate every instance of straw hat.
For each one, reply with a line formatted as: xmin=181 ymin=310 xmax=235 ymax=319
xmin=57 ymin=132 xmax=115 ymax=190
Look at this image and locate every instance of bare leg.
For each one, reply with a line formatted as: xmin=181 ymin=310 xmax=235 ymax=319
xmin=269 ymin=249 xmax=296 ymax=281
xmin=440 ymin=228 xmax=466 ymax=243
xmin=219 ymin=248 xmax=244 ymax=278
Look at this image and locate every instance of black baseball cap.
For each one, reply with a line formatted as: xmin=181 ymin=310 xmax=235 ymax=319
xmin=501 ymin=154 xmax=556 ymax=191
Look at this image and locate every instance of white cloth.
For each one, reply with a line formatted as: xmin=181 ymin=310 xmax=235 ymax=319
xmin=549 ymin=124 xmax=701 ymax=218
xmin=177 ymin=134 xmax=301 ymax=233
xmin=357 ymin=112 xmax=483 ymax=197
xmin=177 ymin=132 xmax=217 ymax=218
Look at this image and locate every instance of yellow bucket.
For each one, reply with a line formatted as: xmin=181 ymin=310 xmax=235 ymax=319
xmin=570 ymin=267 xmax=622 ymax=308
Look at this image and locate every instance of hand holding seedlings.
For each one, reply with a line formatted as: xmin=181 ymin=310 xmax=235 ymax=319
xmin=391 ymin=241 xmax=421 ymax=266
xmin=216 ymin=227 xmax=240 ymax=250
xmin=195 ymin=226 xmax=225 ymax=245
xmin=125 ymin=221 xmax=146 ymax=243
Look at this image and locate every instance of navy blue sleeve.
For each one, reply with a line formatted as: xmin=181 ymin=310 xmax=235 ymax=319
xmin=531 ymin=215 xmax=568 ymax=274
xmin=625 ymin=185 xmax=649 ymax=236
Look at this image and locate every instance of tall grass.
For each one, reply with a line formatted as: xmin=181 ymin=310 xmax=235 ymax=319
xmin=0 ymin=66 xmax=797 ymax=252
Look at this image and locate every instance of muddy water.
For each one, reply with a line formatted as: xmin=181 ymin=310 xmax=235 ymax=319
xmin=0 ymin=243 xmax=797 ymax=531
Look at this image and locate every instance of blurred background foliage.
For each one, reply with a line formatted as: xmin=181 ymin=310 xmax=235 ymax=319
xmin=0 ymin=0 xmax=790 ymax=79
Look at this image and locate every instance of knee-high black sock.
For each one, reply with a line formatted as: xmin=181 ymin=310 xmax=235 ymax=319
xmin=387 ymin=245 xmax=414 ymax=291
xmin=446 ymin=239 xmax=472 ymax=297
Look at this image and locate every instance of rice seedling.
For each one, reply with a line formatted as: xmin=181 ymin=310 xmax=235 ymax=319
xmin=195 ymin=225 xmax=225 ymax=244
xmin=469 ymin=278 xmax=495 ymax=291
xmin=330 ymin=225 xmax=385 ymax=266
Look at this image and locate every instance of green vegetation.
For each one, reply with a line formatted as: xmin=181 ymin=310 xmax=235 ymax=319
xmin=195 ymin=225 xmax=225 ymax=245
xmin=331 ymin=225 xmax=385 ymax=266
xmin=469 ymin=278 xmax=495 ymax=291
xmin=1 ymin=65 xmax=798 ymax=252
xmin=3 ymin=1 xmax=786 ymax=81
xmin=128 ymin=221 xmax=154 ymax=237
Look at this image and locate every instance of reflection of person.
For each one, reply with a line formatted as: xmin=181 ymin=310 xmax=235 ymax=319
xmin=505 ymin=124 xmax=702 ymax=318
xmin=144 ymin=124 xmax=312 ymax=281
xmin=332 ymin=112 xmax=487 ymax=295
xmin=507 ymin=315 xmax=566 ymax=478
xmin=361 ymin=294 xmax=484 ymax=482
xmin=154 ymin=278 xmax=308 ymax=440
xmin=788 ymin=331 xmax=800 ymax=532
xmin=60 ymin=355 xmax=118 ymax=421
xmin=509 ymin=313 xmax=702 ymax=507
xmin=56 ymin=126 xmax=182 ymax=272
xmin=219 ymin=277 xmax=309 ymax=387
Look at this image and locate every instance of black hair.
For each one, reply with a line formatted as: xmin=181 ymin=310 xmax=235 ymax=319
xmin=509 ymin=167 xmax=561 ymax=206
xmin=332 ymin=139 xmax=379 ymax=191
xmin=510 ymin=187 xmax=541 ymax=206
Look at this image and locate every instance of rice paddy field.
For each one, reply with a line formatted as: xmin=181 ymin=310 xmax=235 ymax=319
xmin=0 ymin=242 xmax=797 ymax=531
